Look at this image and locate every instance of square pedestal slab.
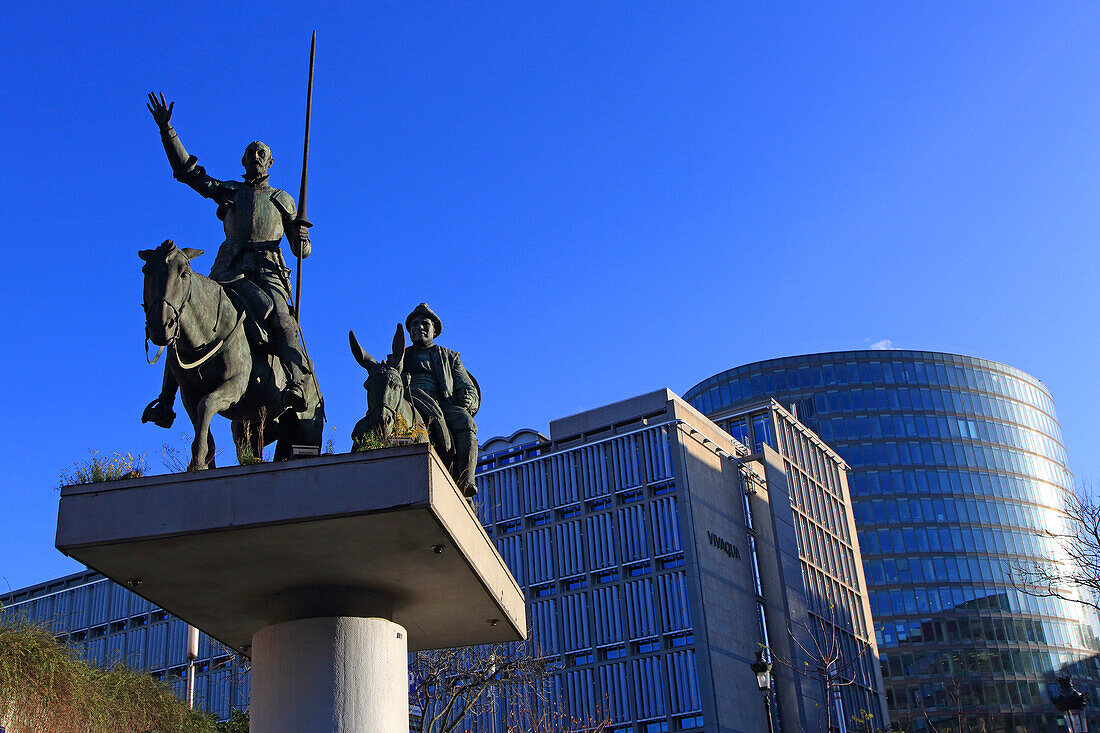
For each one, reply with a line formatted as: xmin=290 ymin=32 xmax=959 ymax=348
xmin=56 ymin=444 xmax=525 ymax=653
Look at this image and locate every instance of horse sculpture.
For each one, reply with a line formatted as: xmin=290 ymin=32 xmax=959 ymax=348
xmin=140 ymin=239 xmax=323 ymax=469
xmin=348 ymin=325 xmax=427 ymax=446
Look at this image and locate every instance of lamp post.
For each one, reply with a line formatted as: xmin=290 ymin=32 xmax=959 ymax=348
xmin=1053 ymin=677 xmax=1089 ymax=733
xmin=751 ymin=649 xmax=775 ymax=733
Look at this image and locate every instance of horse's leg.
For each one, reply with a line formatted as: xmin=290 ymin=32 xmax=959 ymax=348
xmin=178 ymin=385 xmax=210 ymax=472
xmin=191 ymin=375 xmax=247 ymax=471
xmin=187 ymin=413 xmax=218 ymax=471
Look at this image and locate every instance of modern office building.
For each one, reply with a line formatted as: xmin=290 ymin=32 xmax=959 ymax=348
xmin=474 ymin=390 xmax=885 ymax=732
xmin=5 ymin=389 xmax=884 ymax=732
xmin=685 ymin=350 xmax=1100 ymax=732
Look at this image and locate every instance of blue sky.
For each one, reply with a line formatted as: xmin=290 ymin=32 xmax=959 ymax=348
xmin=2 ymin=2 xmax=1098 ymax=592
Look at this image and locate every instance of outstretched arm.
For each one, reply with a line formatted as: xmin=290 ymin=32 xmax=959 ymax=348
xmin=147 ymin=92 xmax=224 ymax=200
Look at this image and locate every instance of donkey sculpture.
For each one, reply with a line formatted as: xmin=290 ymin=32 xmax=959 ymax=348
xmin=348 ymin=325 xmax=427 ymax=446
xmin=140 ymin=239 xmax=323 ymax=469
xmin=349 ymin=324 xmax=483 ymax=493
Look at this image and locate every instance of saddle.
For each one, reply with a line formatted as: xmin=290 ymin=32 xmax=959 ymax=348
xmin=222 ymin=279 xmax=274 ymax=350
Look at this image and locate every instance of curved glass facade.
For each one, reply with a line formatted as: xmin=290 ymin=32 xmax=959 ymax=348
xmin=685 ymin=351 xmax=1100 ymax=732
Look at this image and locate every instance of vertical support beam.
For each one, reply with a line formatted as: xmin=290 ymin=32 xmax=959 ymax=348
xmin=250 ymin=616 xmax=409 ymax=733
xmin=186 ymin=624 xmax=199 ymax=709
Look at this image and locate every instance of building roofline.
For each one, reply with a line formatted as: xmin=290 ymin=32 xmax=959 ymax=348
xmin=479 ymin=428 xmax=549 ymax=451
xmin=4 ymin=567 xmax=103 ymax=603
xmin=709 ymin=398 xmax=850 ymax=470
xmin=685 ymin=348 xmax=1051 ymax=400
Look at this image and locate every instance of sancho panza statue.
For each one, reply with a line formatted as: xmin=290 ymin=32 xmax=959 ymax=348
xmin=142 ymin=93 xmax=314 ymax=424
xmin=349 ymin=304 xmax=480 ymax=496
xmin=403 ymin=304 xmax=479 ymax=495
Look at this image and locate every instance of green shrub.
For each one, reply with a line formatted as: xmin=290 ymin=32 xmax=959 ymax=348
xmin=58 ymin=451 xmax=146 ymax=487
xmin=0 ymin=610 xmax=216 ymax=732
xmin=216 ymin=709 xmax=249 ymax=732
xmin=353 ymin=414 xmax=427 ymax=452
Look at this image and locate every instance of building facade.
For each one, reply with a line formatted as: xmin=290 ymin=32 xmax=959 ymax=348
xmin=6 ymin=389 xmax=884 ymax=732
xmin=685 ymin=350 xmax=1100 ymax=731
xmin=472 ymin=389 xmax=885 ymax=732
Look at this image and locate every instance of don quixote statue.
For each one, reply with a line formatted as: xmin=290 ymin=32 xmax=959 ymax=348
xmin=140 ymin=66 xmax=323 ymax=469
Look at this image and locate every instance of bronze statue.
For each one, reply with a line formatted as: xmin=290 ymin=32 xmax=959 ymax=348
xmin=350 ymin=304 xmax=480 ymax=496
xmin=140 ymin=240 xmax=323 ymax=469
xmin=142 ymin=93 xmax=317 ymax=424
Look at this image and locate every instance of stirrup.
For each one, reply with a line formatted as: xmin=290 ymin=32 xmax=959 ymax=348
xmin=142 ymin=399 xmax=175 ymax=429
xmin=282 ymin=382 xmax=307 ymax=412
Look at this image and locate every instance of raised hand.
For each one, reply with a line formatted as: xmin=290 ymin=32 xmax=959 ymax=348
xmin=146 ymin=92 xmax=174 ymax=129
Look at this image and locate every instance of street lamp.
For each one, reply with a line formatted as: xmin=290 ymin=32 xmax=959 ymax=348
xmin=1053 ymin=676 xmax=1089 ymax=733
xmin=751 ymin=649 xmax=775 ymax=733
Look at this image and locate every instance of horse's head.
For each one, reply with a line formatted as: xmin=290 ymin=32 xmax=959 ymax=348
xmin=138 ymin=240 xmax=203 ymax=346
xmin=350 ymin=325 xmax=407 ymax=442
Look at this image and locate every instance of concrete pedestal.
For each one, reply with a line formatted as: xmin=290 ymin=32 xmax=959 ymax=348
xmin=55 ymin=444 xmax=526 ymax=733
xmin=251 ymin=617 xmax=408 ymax=733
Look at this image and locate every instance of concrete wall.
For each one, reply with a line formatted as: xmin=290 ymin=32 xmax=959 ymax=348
xmin=671 ymin=421 xmax=766 ymax=732
xmin=758 ymin=445 xmax=828 ymax=732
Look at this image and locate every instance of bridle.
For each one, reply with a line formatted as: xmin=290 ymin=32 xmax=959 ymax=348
xmin=369 ymin=368 xmax=407 ymax=430
xmin=143 ymin=253 xmax=231 ymax=370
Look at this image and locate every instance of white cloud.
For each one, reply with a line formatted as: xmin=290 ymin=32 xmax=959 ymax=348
xmin=868 ymin=339 xmax=896 ymax=350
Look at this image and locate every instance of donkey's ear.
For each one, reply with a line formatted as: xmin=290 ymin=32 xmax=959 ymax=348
xmin=349 ymin=330 xmax=377 ymax=369
xmin=181 ymin=248 xmax=204 ymax=261
xmin=386 ymin=324 xmax=405 ymax=370
xmin=392 ymin=324 xmax=406 ymax=355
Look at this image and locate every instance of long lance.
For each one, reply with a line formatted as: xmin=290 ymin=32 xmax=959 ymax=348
xmin=294 ymin=31 xmax=315 ymax=321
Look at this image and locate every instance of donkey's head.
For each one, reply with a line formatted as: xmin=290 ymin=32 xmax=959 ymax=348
xmin=138 ymin=239 xmax=203 ymax=346
xmin=349 ymin=325 xmax=408 ymax=442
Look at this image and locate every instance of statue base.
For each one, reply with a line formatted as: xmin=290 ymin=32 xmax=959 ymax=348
xmin=251 ymin=616 xmax=408 ymax=732
xmin=55 ymin=444 xmax=525 ymax=732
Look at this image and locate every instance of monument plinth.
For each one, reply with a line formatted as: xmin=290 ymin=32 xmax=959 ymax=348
xmin=56 ymin=443 xmax=526 ymax=731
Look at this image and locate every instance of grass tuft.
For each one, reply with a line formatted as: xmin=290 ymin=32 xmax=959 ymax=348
xmin=0 ymin=610 xmax=217 ymax=732
xmin=58 ymin=451 xmax=146 ymax=488
xmin=353 ymin=414 xmax=427 ymax=452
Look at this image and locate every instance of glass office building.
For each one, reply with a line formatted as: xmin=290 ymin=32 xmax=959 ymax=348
xmin=685 ymin=350 xmax=1100 ymax=731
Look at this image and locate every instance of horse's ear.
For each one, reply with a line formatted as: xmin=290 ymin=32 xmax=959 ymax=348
xmin=349 ymin=330 xmax=377 ymax=369
xmin=387 ymin=324 xmax=405 ymax=370
xmin=138 ymin=249 xmax=153 ymax=261
xmin=181 ymin=248 xmax=204 ymax=261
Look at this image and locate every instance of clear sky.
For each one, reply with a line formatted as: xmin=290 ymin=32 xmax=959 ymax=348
xmin=2 ymin=2 xmax=1098 ymax=593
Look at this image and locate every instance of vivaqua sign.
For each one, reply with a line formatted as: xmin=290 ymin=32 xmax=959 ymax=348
xmin=706 ymin=530 xmax=742 ymax=561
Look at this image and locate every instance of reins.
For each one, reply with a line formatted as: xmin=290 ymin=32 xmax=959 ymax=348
xmin=175 ymin=311 xmax=245 ymax=370
xmin=144 ymin=256 xmax=234 ymax=371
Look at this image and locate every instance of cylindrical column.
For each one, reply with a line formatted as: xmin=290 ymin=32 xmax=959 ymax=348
xmin=250 ymin=616 xmax=408 ymax=733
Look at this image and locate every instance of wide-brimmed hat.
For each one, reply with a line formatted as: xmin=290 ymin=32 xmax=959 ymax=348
xmin=406 ymin=303 xmax=442 ymax=337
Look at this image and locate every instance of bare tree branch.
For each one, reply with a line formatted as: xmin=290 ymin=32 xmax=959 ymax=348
xmin=1007 ymin=483 xmax=1100 ymax=615
xmin=412 ymin=642 xmax=561 ymax=733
